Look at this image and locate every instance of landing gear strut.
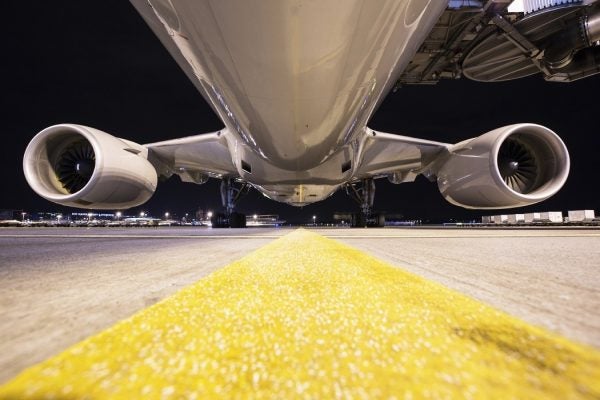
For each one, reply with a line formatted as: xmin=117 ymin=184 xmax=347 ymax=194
xmin=211 ymin=178 xmax=250 ymax=228
xmin=345 ymin=178 xmax=385 ymax=227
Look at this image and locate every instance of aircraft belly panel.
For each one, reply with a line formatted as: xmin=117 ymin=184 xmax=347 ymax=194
xmin=140 ymin=0 xmax=446 ymax=172
xmin=254 ymin=183 xmax=341 ymax=207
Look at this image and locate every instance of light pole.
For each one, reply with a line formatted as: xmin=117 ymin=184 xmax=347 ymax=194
xmin=164 ymin=212 xmax=170 ymax=220
xmin=88 ymin=212 xmax=93 ymax=223
xmin=312 ymin=215 xmax=316 ymax=226
xmin=115 ymin=211 xmax=122 ymax=220
xmin=57 ymin=214 xmax=62 ymax=225
xmin=21 ymin=212 xmax=26 ymax=222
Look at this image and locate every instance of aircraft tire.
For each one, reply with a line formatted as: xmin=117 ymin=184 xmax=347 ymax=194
xmin=211 ymin=213 xmax=229 ymax=228
xmin=229 ymin=212 xmax=247 ymax=228
xmin=351 ymin=213 xmax=366 ymax=228
xmin=373 ymin=213 xmax=385 ymax=228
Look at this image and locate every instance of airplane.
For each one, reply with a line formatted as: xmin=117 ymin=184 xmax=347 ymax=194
xmin=22 ymin=0 xmax=599 ymax=227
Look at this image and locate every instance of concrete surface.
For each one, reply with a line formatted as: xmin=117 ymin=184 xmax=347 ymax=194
xmin=1 ymin=226 xmax=599 ymax=384
xmin=0 ymin=227 xmax=283 ymax=383
xmin=314 ymin=227 xmax=600 ymax=349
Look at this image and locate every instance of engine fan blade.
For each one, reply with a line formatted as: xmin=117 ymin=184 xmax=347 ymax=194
xmin=498 ymin=138 xmax=539 ymax=194
xmin=55 ymin=140 xmax=96 ymax=193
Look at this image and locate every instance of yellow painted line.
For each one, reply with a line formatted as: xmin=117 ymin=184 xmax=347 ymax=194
xmin=1 ymin=229 xmax=599 ymax=399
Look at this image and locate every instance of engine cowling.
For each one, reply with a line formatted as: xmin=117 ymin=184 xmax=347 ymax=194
xmin=435 ymin=123 xmax=570 ymax=209
xmin=23 ymin=124 xmax=158 ymax=209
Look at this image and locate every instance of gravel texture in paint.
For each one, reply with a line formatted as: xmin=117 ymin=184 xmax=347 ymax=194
xmin=1 ymin=229 xmax=599 ymax=399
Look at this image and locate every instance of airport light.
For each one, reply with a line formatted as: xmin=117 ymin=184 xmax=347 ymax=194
xmin=164 ymin=212 xmax=170 ymax=219
xmin=140 ymin=211 xmax=146 ymax=218
xmin=312 ymin=215 xmax=316 ymax=225
xmin=115 ymin=211 xmax=122 ymax=220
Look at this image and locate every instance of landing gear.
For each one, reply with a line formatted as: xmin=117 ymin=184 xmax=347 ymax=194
xmin=211 ymin=212 xmax=246 ymax=228
xmin=345 ymin=178 xmax=385 ymax=228
xmin=211 ymin=178 xmax=250 ymax=228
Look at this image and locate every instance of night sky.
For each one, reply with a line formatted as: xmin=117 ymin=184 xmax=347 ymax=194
xmin=2 ymin=2 xmax=599 ymax=223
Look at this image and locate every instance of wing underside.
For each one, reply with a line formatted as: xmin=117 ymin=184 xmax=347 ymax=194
xmin=354 ymin=129 xmax=449 ymax=183
xmin=146 ymin=130 xmax=239 ymax=183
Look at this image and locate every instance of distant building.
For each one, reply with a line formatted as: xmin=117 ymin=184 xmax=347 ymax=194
xmin=540 ymin=211 xmax=563 ymax=223
xmin=507 ymin=214 xmax=525 ymax=224
xmin=524 ymin=212 xmax=541 ymax=223
xmin=568 ymin=210 xmax=595 ymax=222
xmin=492 ymin=215 xmax=508 ymax=224
xmin=71 ymin=212 xmax=116 ymax=221
xmin=246 ymin=214 xmax=285 ymax=226
xmin=0 ymin=210 xmax=22 ymax=220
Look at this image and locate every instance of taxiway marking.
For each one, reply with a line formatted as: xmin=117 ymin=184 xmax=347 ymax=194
xmin=1 ymin=229 xmax=599 ymax=398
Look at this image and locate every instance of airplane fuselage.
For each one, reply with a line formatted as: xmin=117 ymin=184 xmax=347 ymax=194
xmin=21 ymin=1 xmax=575 ymax=214
xmin=131 ymin=0 xmax=447 ymax=204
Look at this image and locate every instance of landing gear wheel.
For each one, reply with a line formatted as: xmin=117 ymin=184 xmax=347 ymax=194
xmin=351 ymin=213 xmax=366 ymax=228
xmin=211 ymin=213 xmax=229 ymax=228
xmin=214 ymin=178 xmax=250 ymax=228
xmin=346 ymin=178 xmax=384 ymax=228
xmin=371 ymin=213 xmax=385 ymax=228
xmin=229 ymin=212 xmax=247 ymax=228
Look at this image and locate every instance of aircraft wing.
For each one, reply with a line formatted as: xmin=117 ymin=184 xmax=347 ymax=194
xmin=355 ymin=129 xmax=450 ymax=183
xmin=145 ymin=130 xmax=239 ymax=183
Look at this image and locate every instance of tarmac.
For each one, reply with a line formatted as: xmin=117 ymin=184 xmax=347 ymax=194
xmin=0 ymin=226 xmax=599 ymax=397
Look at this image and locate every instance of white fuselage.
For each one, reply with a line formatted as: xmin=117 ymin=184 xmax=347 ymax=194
xmin=131 ymin=0 xmax=447 ymax=205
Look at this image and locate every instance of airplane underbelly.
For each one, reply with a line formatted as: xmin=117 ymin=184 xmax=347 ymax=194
xmin=256 ymin=183 xmax=341 ymax=207
xmin=139 ymin=0 xmax=446 ymax=171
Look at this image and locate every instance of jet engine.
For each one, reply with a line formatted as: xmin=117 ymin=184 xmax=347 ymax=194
xmin=435 ymin=124 xmax=569 ymax=209
xmin=23 ymin=124 xmax=158 ymax=209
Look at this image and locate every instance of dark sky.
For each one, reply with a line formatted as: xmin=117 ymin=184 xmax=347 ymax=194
xmin=2 ymin=2 xmax=599 ymax=223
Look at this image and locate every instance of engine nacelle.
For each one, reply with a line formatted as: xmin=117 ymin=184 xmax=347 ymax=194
xmin=23 ymin=124 xmax=158 ymax=209
xmin=435 ymin=124 xmax=570 ymax=209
